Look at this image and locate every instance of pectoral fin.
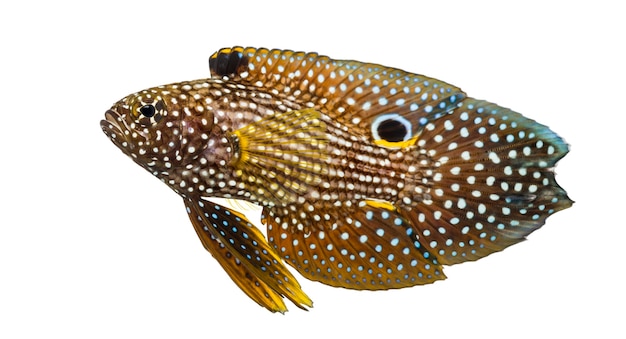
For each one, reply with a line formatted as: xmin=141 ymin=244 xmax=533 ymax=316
xmin=229 ymin=108 xmax=329 ymax=206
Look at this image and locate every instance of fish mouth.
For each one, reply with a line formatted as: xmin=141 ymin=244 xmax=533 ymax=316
xmin=100 ymin=109 xmax=128 ymax=149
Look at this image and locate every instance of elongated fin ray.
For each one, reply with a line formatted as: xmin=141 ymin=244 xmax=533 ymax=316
xmin=264 ymin=200 xmax=445 ymax=290
xmin=187 ymin=212 xmax=288 ymax=312
xmin=401 ymin=98 xmax=572 ymax=265
xmin=184 ymin=198 xmax=312 ymax=312
xmin=210 ymin=47 xmax=466 ymax=143
xmin=229 ymin=108 xmax=329 ymax=206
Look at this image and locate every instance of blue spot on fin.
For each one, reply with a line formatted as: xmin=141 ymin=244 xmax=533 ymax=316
xmin=264 ymin=201 xmax=445 ymax=290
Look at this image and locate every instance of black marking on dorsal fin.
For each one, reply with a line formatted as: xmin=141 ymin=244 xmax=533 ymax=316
xmin=209 ymin=46 xmax=249 ymax=77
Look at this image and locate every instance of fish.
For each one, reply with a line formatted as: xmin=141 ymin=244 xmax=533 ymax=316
xmin=101 ymin=46 xmax=572 ymax=313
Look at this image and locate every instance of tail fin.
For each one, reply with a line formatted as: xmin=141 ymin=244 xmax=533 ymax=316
xmin=401 ymin=98 xmax=572 ymax=265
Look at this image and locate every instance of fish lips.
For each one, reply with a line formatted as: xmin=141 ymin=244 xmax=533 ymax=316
xmin=101 ymin=109 xmax=133 ymax=155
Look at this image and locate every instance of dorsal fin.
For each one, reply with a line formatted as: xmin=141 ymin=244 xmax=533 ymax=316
xmin=209 ymin=47 xmax=466 ymax=146
xmin=209 ymin=46 xmax=247 ymax=76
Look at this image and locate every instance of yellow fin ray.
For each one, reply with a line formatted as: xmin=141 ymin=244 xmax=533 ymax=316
xmin=229 ymin=108 xmax=329 ymax=206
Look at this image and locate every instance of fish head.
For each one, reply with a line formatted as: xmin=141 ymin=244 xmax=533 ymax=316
xmin=100 ymin=85 xmax=215 ymax=174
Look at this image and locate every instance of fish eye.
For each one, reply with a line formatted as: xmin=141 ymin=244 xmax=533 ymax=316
xmin=139 ymin=105 xmax=156 ymax=118
xmin=130 ymin=95 xmax=165 ymax=126
xmin=371 ymin=113 xmax=412 ymax=143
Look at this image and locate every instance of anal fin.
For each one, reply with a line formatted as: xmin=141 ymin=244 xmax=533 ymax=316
xmin=265 ymin=201 xmax=445 ymax=290
xmin=184 ymin=198 xmax=312 ymax=312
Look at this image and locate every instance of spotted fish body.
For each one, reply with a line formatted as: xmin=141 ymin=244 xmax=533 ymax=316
xmin=101 ymin=47 xmax=572 ymax=312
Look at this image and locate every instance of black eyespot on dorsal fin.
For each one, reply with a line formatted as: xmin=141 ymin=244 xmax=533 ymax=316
xmin=209 ymin=46 xmax=249 ymax=77
xmin=371 ymin=113 xmax=414 ymax=147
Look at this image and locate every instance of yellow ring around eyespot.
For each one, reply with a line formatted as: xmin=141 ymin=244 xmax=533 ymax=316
xmin=373 ymin=135 xmax=419 ymax=149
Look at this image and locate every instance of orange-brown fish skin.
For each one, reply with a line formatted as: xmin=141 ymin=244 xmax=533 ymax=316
xmin=101 ymin=47 xmax=572 ymax=312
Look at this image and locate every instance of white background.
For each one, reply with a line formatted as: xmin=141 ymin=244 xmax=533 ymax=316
xmin=1 ymin=1 xmax=623 ymax=338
